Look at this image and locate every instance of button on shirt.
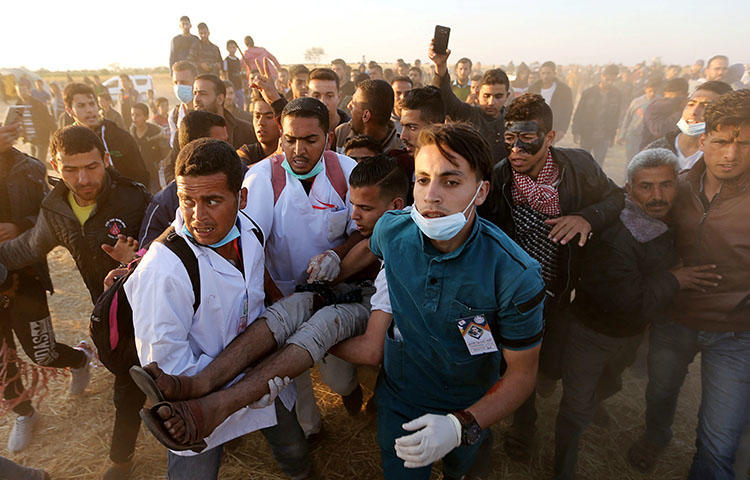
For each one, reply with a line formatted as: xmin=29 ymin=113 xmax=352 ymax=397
xmin=369 ymin=210 xmax=545 ymax=411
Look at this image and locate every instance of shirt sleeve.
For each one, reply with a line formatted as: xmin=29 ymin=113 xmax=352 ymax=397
xmin=497 ymin=266 xmax=545 ymax=351
xmin=126 ymin=247 xmax=215 ymax=376
xmin=370 ymin=266 xmax=392 ymax=314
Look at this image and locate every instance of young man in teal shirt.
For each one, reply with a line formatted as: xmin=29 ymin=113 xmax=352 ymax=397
xmin=336 ymin=123 xmax=545 ymax=479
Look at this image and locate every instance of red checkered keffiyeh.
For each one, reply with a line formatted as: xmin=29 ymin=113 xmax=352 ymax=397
xmin=511 ymin=150 xmax=561 ymax=217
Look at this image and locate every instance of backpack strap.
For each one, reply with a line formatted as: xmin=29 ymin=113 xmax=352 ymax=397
xmin=239 ymin=211 xmax=264 ymax=246
xmin=269 ymin=154 xmax=286 ymax=204
xmin=154 ymin=226 xmax=201 ymax=312
xmin=323 ymin=150 xmax=348 ymax=203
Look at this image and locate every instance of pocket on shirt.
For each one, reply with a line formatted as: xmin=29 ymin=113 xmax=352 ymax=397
xmin=327 ymin=208 xmax=349 ymax=243
xmin=383 ymin=326 xmax=404 ymax=383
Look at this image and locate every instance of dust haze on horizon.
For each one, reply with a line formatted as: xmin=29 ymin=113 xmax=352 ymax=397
xmin=4 ymin=0 xmax=748 ymax=71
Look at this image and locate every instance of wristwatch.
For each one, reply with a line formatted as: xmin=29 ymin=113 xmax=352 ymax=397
xmin=452 ymin=410 xmax=482 ymax=446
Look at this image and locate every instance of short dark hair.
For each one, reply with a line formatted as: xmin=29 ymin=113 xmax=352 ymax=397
xmin=197 ymin=22 xmax=208 ymax=30
xmin=456 ymin=58 xmax=472 ymax=69
xmin=480 ymin=69 xmax=510 ymax=90
xmin=179 ymin=15 xmax=190 ymax=22
xmin=505 ymin=93 xmax=554 ymax=133
xmin=226 ymin=39 xmax=239 ymax=50
xmin=344 ymin=135 xmax=383 ymax=156
xmin=349 ymin=155 xmax=409 ymax=202
xmin=175 ymin=138 xmax=244 ymax=193
xmin=49 ymin=125 xmax=105 ymax=161
xmin=98 ymin=91 xmax=113 ymax=102
xmin=289 ymin=64 xmax=310 ymax=78
xmin=156 ymin=97 xmax=169 ymax=107
xmin=172 ymin=61 xmax=197 ymax=76
xmin=331 ymin=58 xmax=346 ymax=68
xmin=603 ymin=64 xmax=620 ymax=77
xmin=695 ymin=80 xmax=733 ymax=97
xmin=391 ymin=76 xmax=412 ymax=87
xmin=540 ymin=61 xmax=556 ymax=71
xmin=664 ymin=77 xmax=689 ymax=95
xmin=357 ymin=79 xmax=394 ymax=126
xmin=401 ymin=86 xmax=445 ymax=124
xmin=132 ymin=102 xmax=149 ymax=117
xmin=707 ymin=55 xmax=728 ymax=68
xmin=645 ymin=77 xmax=662 ymax=90
xmin=416 ymin=123 xmax=492 ymax=181
xmin=178 ymin=110 xmax=227 ymax=150
xmin=704 ymin=89 xmax=750 ymax=133
xmin=244 ymin=36 xmax=254 ymax=47
xmin=195 ymin=74 xmax=225 ymax=97
xmin=63 ymin=82 xmax=96 ymax=108
xmin=281 ymin=97 xmax=329 ymax=133
xmin=309 ymin=68 xmax=340 ymax=91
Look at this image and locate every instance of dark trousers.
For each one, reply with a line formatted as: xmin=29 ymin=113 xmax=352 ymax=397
xmin=581 ymin=137 xmax=610 ymax=166
xmin=110 ymin=372 xmax=146 ymax=463
xmin=511 ymin=302 xmax=571 ymax=436
xmin=553 ymin=321 xmax=642 ymax=479
xmin=0 ymin=271 xmax=85 ymax=416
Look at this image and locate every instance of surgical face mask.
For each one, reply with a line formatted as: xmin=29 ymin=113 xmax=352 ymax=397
xmin=182 ymin=193 xmax=242 ymax=248
xmin=282 ymin=157 xmax=323 ymax=180
xmin=677 ymin=117 xmax=705 ymax=137
xmin=410 ymin=184 xmax=482 ymax=241
xmin=174 ymin=84 xmax=194 ymax=104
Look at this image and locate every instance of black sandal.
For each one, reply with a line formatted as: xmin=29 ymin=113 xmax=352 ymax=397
xmin=129 ymin=365 xmax=165 ymax=404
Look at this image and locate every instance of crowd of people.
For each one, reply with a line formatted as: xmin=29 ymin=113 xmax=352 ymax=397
xmin=0 ymin=14 xmax=748 ymax=480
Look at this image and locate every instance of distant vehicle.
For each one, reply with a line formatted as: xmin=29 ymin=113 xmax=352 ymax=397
xmin=103 ymin=75 xmax=154 ymax=102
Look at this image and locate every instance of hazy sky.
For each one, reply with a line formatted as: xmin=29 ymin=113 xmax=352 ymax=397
xmin=5 ymin=0 xmax=748 ymax=71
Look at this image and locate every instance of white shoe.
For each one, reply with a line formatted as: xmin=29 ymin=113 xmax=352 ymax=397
xmin=8 ymin=410 xmax=39 ymax=453
xmin=70 ymin=340 xmax=94 ymax=395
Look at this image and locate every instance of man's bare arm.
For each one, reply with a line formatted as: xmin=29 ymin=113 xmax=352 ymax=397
xmin=329 ymin=310 xmax=392 ymax=366
xmin=335 ymin=238 xmax=378 ymax=283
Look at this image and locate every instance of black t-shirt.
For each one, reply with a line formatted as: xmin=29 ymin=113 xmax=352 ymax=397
xmin=225 ymin=56 xmax=244 ymax=90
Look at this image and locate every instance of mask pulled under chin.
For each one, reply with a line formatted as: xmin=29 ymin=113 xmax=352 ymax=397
xmin=410 ymin=184 xmax=482 ymax=241
xmin=677 ymin=117 xmax=705 ymax=137
xmin=281 ymin=156 xmax=323 ymax=180
xmin=182 ymin=224 xmax=240 ymax=248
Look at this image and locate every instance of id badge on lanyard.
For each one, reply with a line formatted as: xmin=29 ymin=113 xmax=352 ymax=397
xmin=457 ymin=315 xmax=499 ymax=355
xmin=101 ymin=125 xmax=113 ymax=167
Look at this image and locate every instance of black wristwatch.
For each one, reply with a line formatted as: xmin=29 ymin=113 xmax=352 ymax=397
xmin=452 ymin=410 xmax=482 ymax=446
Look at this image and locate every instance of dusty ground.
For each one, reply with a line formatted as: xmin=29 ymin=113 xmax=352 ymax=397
xmin=0 ymin=99 xmax=703 ymax=479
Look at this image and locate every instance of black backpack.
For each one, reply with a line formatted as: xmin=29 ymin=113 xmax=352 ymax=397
xmin=90 ymin=212 xmax=264 ymax=376
xmin=90 ymin=226 xmax=200 ymax=375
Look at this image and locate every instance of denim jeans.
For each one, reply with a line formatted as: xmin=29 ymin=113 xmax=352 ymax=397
xmin=0 ymin=456 xmax=46 ymax=480
xmin=167 ymin=397 xmax=311 ymax=480
xmin=645 ymin=320 xmax=750 ymax=480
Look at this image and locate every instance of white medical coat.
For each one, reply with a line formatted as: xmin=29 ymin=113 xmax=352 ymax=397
xmin=125 ymin=212 xmax=295 ymax=455
xmin=242 ymin=152 xmax=358 ymax=295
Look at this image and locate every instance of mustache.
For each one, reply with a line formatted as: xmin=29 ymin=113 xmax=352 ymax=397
xmin=646 ymin=201 xmax=669 ymax=208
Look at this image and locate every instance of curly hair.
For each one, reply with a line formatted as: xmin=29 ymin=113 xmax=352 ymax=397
xmin=504 ymin=93 xmax=554 ymax=133
xmin=704 ymin=89 xmax=750 ymax=133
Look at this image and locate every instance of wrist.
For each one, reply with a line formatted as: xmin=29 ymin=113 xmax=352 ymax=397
xmin=445 ymin=414 xmax=463 ymax=448
xmin=452 ymin=410 xmax=482 ymax=446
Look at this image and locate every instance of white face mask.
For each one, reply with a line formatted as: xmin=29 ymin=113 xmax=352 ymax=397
xmin=677 ymin=117 xmax=705 ymax=137
xmin=173 ymin=84 xmax=194 ymax=105
xmin=410 ymin=183 xmax=482 ymax=241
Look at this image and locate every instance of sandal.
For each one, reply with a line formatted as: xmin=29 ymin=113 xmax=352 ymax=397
xmin=627 ymin=436 xmax=664 ymax=473
xmin=139 ymin=401 xmax=207 ymax=453
xmin=129 ymin=365 xmax=165 ymax=404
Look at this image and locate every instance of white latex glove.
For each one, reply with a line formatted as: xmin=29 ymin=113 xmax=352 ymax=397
xmin=394 ymin=413 xmax=462 ymax=468
xmin=306 ymin=250 xmax=341 ymax=283
xmin=249 ymin=376 xmax=291 ymax=409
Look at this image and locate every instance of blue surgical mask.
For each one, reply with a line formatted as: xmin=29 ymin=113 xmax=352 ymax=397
xmin=677 ymin=118 xmax=705 ymax=137
xmin=410 ymin=184 xmax=482 ymax=241
xmin=174 ymin=84 xmax=194 ymax=104
xmin=282 ymin=157 xmax=323 ymax=180
xmin=182 ymin=224 xmax=240 ymax=248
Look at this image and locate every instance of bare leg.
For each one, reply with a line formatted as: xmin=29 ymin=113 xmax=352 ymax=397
xmin=158 ymin=344 xmax=315 ymax=444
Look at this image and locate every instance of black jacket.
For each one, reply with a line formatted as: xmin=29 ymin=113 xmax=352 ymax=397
xmin=224 ymin=109 xmax=257 ymax=150
xmin=100 ymin=119 xmax=151 ymax=187
xmin=0 ymin=168 xmax=150 ymax=301
xmin=572 ymin=85 xmax=622 ymax=142
xmin=645 ymin=129 xmax=680 ymax=155
xmin=528 ymin=79 xmax=574 ymax=134
xmin=0 ymin=148 xmax=52 ymax=291
xmin=479 ymin=146 xmax=624 ymax=299
xmin=432 ymin=71 xmax=507 ymax=164
xmin=572 ymin=200 xmax=679 ymax=337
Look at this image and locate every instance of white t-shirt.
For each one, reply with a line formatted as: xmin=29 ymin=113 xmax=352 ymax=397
xmin=370 ymin=266 xmax=391 ymax=314
xmin=675 ymin=134 xmax=703 ymax=171
xmin=541 ymin=82 xmax=557 ymax=105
